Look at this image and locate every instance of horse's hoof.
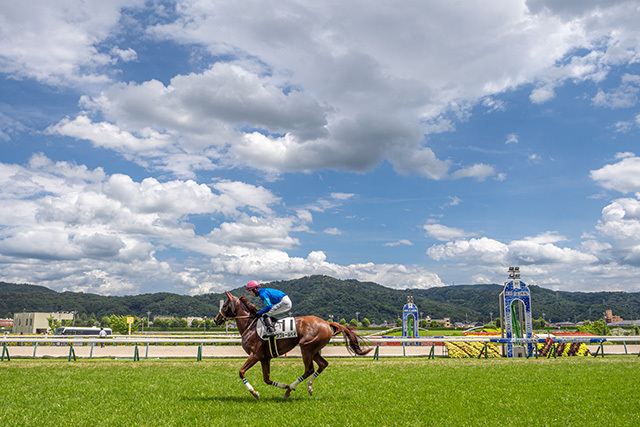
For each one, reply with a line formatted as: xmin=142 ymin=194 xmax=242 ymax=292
xmin=284 ymin=389 xmax=291 ymax=399
xmin=308 ymin=386 xmax=313 ymax=396
xmin=251 ymin=390 xmax=260 ymax=400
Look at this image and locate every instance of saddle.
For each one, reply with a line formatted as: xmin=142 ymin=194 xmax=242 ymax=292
xmin=256 ymin=316 xmax=298 ymax=340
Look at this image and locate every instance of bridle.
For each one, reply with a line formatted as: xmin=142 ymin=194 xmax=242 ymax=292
xmin=217 ymin=295 xmax=258 ymax=337
xmin=216 ymin=308 xmax=252 ymax=322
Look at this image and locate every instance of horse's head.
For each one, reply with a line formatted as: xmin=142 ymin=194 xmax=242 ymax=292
xmin=213 ymin=291 xmax=237 ymax=325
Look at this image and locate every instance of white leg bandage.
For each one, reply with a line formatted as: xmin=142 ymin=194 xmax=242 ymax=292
xmin=307 ymin=371 xmax=319 ymax=387
xmin=271 ymin=381 xmax=288 ymax=389
xmin=289 ymin=376 xmax=304 ymax=391
xmin=242 ymin=378 xmax=255 ymax=392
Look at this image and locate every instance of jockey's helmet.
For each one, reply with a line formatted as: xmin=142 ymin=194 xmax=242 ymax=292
xmin=246 ymin=280 xmax=260 ymax=291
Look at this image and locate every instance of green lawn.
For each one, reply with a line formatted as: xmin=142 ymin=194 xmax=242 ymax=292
xmin=1 ymin=357 xmax=638 ymax=426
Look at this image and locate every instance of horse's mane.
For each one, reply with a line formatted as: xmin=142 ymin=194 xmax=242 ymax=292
xmin=238 ymin=294 xmax=258 ymax=315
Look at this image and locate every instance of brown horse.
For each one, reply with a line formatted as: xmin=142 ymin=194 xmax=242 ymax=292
xmin=213 ymin=291 xmax=371 ymax=400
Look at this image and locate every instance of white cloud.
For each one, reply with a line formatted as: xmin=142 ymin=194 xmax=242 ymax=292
xmin=48 ymin=115 xmax=172 ymax=152
xmin=591 ymin=155 xmax=640 ymax=193
xmin=209 ymin=216 xmax=301 ymax=249
xmin=424 ymin=222 xmax=476 ymax=242
xmin=209 ymin=248 xmax=445 ymax=290
xmin=530 ymin=85 xmax=556 ymax=104
xmin=0 ymin=1 xmax=143 ymax=86
xmin=427 ymin=233 xmax=597 ymax=266
xmin=0 ymin=155 xmax=450 ymax=294
xmin=7 ymin=1 xmax=640 ymax=181
xmin=506 ymin=133 xmax=519 ymax=144
xmin=441 ymin=196 xmax=462 ymax=209
xmin=384 ymin=239 xmax=413 ymax=247
xmin=450 ymin=163 xmax=496 ymax=181
xmin=592 ymin=74 xmax=640 ymax=108
xmin=323 ymin=227 xmax=342 ymax=235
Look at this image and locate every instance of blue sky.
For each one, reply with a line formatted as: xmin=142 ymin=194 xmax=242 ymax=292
xmin=2 ymin=1 xmax=640 ymax=295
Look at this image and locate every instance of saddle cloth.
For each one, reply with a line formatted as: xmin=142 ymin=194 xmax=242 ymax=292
xmin=257 ymin=316 xmax=298 ymax=340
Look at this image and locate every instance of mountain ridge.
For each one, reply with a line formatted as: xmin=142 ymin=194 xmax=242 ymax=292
xmin=2 ymin=276 xmax=639 ymax=323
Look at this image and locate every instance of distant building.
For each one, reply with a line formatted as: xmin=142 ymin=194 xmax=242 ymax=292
xmin=605 ymin=310 xmax=623 ymax=323
xmin=608 ymin=320 xmax=640 ymax=327
xmin=12 ymin=312 xmax=74 ymax=334
xmin=0 ymin=318 xmax=13 ymax=328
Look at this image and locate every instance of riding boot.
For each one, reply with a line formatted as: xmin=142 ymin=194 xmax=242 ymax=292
xmin=262 ymin=314 xmax=276 ymax=337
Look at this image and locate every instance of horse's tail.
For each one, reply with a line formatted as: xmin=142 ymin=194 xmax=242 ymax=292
xmin=329 ymin=322 xmax=372 ymax=356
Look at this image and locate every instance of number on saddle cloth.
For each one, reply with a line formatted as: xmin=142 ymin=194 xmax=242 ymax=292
xmin=257 ymin=316 xmax=298 ymax=340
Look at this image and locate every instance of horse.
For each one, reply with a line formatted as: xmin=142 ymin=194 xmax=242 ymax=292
xmin=213 ymin=291 xmax=371 ymax=400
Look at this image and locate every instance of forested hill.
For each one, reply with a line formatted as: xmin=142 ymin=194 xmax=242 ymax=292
xmin=2 ymin=275 xmax=639 ymax=324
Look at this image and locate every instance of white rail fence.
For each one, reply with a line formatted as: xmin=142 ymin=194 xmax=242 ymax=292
xmin=2 ymin=335 xmax=639 ymax=361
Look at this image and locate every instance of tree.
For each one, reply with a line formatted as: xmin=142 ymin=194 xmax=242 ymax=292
xmin=107 ymin=315 xmax=141 ymax=334
xmin=395 ymin=318 xmax=402 ymax=327
xmin=361 ymin=318 xmax=370 ymax=327
xmin=349 ymin=318 xmax=358 ymax=327
xmin=339 ymin=318 xmax=347 ymax=325
xmin=532 ymin=317 xmax=546 ymax=330
xmin=153 ymin=318 xmax=170 ymax=330
xmin=47 ymin=316 xmax=63 ymax=333
xmin=170 ymin=317 xmax=188 ymax=328
xmin=577 ymin=319 xmax=610 ymax=335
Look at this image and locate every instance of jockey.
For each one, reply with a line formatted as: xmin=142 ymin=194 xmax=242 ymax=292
xmin=246 ymin=280 xmax=292 ymax=337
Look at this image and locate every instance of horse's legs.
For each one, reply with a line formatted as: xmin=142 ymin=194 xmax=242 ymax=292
xmin=284 ymin=347 xmax=316 ymax=398
xmin=260 ymin=359 xmax=288 ymax=389
xmin=306 ymin=352 xmax=329 ymax=395
xmin=239 ymin=354 xmax=261 ymax=400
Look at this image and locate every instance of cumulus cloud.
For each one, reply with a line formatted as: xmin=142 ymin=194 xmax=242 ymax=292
xmin=6 ymin=1 xmax=640 ymax=182
xmin=5 ymin=2 xmax=640 ymax=294
xmin=590 ymin=154 xmax=640 ymax=193
xmin=426 ymin=233 xmax=597 ymax=267
xmin=209 ymin=248 xmax=445 ymax=289
xmin=0 ymin=155 xmax=447 ymax=294
xmin=0 ymin=1 xmax=143 ymax=86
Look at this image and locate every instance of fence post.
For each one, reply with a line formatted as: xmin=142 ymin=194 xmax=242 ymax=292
xmin=477 ymin=344 xmax=488 ymax=359
xmin=1 ymin=343 xmax=9 ymax=361
xmin=68 ymin=344 xmax=76 ymax=362
xmin=372 ymin=345 xmax=379 ymax=361
xmin=145 ymin=342 xmax=149 ymax=359
xmin=33 ymin=342 xmax=39 ymax=357
xmin=429 ymin=344 xmax=435 ymax=360
xmin=197 ymin=343 xmax=203 ymax=361
xmin=134 ymin=344 xmax=140 ymax=361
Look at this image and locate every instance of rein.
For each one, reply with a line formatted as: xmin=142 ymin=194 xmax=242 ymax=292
xmin=218 ymin=298 xmax=258 ymax=337
xmin=217 ymin=309 xmax=252 ymax=322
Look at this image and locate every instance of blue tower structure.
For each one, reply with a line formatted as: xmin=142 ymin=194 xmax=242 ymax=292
xmin=500 ymin=267 xmax=534 ymax=357
xmin=402 ymin=296 xmax=419 ymax=339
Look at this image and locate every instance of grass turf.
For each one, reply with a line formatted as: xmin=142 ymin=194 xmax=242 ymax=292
xmin=1 ymin=357 xmax=638 ymax=426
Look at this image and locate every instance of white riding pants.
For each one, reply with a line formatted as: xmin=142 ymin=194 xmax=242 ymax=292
xmin=266 ymin=295 xmax=292 ymax=317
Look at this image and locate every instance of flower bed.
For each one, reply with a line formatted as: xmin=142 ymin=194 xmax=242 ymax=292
xmin=537 ymin=341 xmax=591 ymax=357
xmin=446 ymin=335 xmax=501 ymax=358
